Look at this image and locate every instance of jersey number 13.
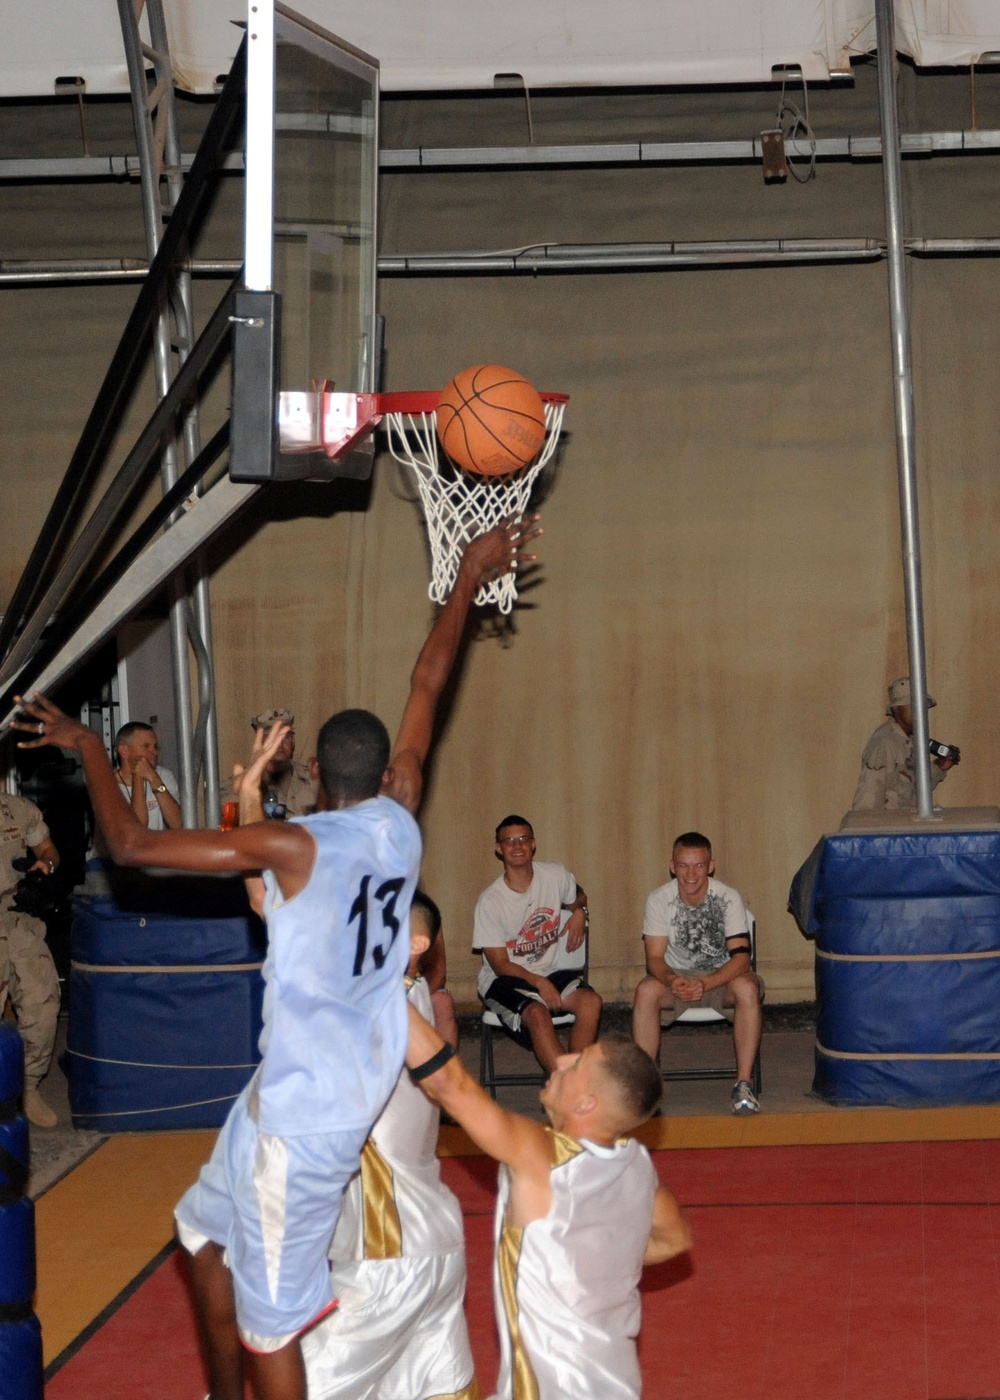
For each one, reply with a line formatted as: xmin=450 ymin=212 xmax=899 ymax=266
xmin=349 ymin=874 xmax=406 ymax=977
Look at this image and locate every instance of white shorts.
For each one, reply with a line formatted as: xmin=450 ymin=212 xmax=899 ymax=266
xmin=301 ymin=1249 xmax=479 ymax=1399
xmin=175 ymin=1085 xmax=369 ymax=1351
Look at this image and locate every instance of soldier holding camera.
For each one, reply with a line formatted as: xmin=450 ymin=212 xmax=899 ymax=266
xmin=853 ymin=676 xmax=960 ymax=811
xmin=0 ymin=790 xmax=61 ymax=1127
xmin=243 ymin=707 xmax=318 ymax=817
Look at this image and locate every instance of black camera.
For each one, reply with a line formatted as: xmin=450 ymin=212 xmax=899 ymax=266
xmin=928 ymin=738 xmax=961 ymax=763
xmin=262 ymin=799 xmax=287 ymax=820
xmin=10 ymin=854 xmax=63 ymax=920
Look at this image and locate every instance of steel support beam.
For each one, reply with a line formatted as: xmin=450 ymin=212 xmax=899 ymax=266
xmin=0 ymin=41 xmax=246 ymax=666
xmin=120 ymin=0 xmax=197 ymax=826
xmin=0 ymin=285 xmax=237 ymax=694
xmin=0 ymin=477 xmax=258 ymax=733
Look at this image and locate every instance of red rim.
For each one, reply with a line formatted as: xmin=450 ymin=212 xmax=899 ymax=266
xmin=376 ymin=390 xmax=569 ymax=414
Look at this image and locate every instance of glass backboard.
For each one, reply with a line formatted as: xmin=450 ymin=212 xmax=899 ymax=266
xmin=273 ymin=7 xmax=378 ymax=397
xmin=236 ymin=2 xmax=379 ymax=481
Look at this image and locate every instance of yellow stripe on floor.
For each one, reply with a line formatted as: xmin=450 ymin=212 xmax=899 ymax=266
xmin=35 ymin=1131 xmax=217 ymax=1364
xmin=634 ymin=1103 xmax=1000 ymax=1150
xmin=441 ymin=1103 xmax=1000 ymax=1156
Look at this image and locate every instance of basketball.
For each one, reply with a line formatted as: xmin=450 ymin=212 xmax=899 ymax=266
xmin=436 ymin=364 xmax=547 ymax=476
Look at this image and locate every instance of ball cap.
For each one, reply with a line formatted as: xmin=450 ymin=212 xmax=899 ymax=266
xmin=250 ymin=707 xmax=294 ymax=730
xmin=887 ymin=676 xmax=936 ymax=713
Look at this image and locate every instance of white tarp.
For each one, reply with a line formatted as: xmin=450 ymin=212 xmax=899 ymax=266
xmin=1 ymin=1 xmax=1000 ymax=96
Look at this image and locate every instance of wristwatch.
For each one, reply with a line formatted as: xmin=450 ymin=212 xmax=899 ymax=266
xmin=153 ymin=784 xmax=168 ymax=794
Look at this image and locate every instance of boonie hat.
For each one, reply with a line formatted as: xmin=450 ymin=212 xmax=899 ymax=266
xmin=886 ymin=677 xmax=936 ymax=714
xmin=250 ymin=707 xmax=294 ymax=730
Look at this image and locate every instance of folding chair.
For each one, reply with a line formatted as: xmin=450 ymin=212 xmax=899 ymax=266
xmin=658 ymin=912 xmax=762 ymax=1096
xmin=479 ymin=917 xmax=588 ymax=1100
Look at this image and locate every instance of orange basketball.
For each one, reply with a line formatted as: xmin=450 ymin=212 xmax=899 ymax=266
xmin=436 ymin=365 xmax=547 ymax=476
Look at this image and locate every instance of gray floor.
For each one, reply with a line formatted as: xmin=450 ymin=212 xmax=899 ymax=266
xmin=24 ymin=1016 xmax=104 ymax=1199
xmin=25 ymin=1006 xmax=826 ymax=1197
xmin=472 ymin=1014 xmax=824 ymax=1118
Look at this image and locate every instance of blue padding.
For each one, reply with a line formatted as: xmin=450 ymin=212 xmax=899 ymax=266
xmin=792 ymin=828 xmax=1000 ymax=1105
xmin=0 ymin=1117 xmax=30 ymax=1186
xmin=818 ymin=895 xmax=1000 ymax=956
xmin=791 ymin=831 xmax=1000 ymax=935
xmin=0 ymin=1024 xmax=24 ymax=1105
xmin=68 ymin=966 xmax=262 ymax=1132
xmin=817 ymin=955 xmax=1000 ymax=1053
xmin=814 ymin=1048 xmax=1000 ymax=1107
xmin=76 ymin=873 xmax=258 ymax=919
xmin=0 ymin=1199 xmax=35 ymax=1304
xmin=72 ymin=903 xmax=265 ymax=967
xmin=68 ymin=1064 xmax=252 ymax=1131
xmin=0 ymin=1314 xmax=43 ymax=1400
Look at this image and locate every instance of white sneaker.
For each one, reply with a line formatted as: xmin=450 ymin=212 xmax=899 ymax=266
xmin=731 ymin=1080 xmax=760 ymax=1115
xmin=24 ymin=1086 xmax=58 ymax=1128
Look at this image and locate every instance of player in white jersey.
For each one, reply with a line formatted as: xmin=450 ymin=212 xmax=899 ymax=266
xmin=302 ymin=891 xmax=479 ymax=1400
xmin=13 ymin=518 xmax=539 ymax=1400
xmin=404 ymin=1015 xmax=692 ymax=1400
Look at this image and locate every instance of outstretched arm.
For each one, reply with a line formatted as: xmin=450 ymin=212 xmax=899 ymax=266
xmin=13 ymin=694 xmax=315 ymax=898
xmin=385 ymin=516 xmax=541 ymax=815
xmin=406 ymin=1002 xmax=554 ymax=1223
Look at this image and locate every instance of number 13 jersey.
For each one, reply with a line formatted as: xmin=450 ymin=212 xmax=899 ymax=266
xmin=258 ymin=795 xmax=422 ymax=1137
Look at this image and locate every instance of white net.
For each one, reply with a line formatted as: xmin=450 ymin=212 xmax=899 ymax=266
xmin=382 ymin=398 xmax=567 ymax=612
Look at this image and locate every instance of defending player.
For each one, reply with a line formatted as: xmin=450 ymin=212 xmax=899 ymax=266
xmin=13 ymin=517 xmax=538 ymax=1400
xmin=301 ymin=890 xmax=479 ymax=1399
xmin=406 ymin=1012 xmax=692 ymax=1400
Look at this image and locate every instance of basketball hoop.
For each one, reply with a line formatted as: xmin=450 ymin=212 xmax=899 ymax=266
xmin=377 ymin=390 xmax=568 ymax=613
xmin=275 ymin=384 xmax=568 ymax=612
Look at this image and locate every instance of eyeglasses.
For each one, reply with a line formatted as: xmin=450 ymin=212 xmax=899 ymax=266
xmin=498 ymin=834 xmax=533 ymax=847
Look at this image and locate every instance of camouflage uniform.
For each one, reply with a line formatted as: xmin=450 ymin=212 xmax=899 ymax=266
xmin=0 ymin=793 xmax=60 ymax=1090
xmin=852 ymin=717 xmax=947 ymax=810
xmin=246 ymin=708 xmax=318 ymax=816
xmin=264 ymin=760 xmax=318 ymax=816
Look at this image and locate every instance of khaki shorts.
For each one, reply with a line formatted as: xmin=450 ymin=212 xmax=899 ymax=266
xmin=658 ymin=973 xmax=764 ymax=1028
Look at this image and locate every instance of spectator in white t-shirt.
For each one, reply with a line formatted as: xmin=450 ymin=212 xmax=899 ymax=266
xmin=632 ymin=831 xmax=763 ymax=1114
xmin=473 ymin=814 xmax=602 ymax=1073
xmin=114 ymin=722 xmax=182 ymax=830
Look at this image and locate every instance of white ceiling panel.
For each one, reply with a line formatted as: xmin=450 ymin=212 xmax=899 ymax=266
xmin=0 ymin=1 xmax=999 ymax=99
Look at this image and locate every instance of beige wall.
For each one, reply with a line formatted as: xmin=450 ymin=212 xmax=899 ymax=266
xmin=3 ymin=68 xmax=1000 ymax=1003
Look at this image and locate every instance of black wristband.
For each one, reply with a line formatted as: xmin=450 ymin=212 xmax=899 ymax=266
xmin=409 ymin=1042 xmax=457 ymax=1082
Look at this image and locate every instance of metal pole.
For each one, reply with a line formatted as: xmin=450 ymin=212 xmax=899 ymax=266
xmin=146 ymin=0 xmax=222 ymax=824
xmin=119 ymin=0 xmax=207 ymax=826
xmin=875 ymin=0 xmax=935 ymax=819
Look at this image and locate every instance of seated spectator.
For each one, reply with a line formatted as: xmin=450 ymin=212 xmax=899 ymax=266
xmin=632 ymin=830 xmax=763 ymax=1115
xmin=115 ymin=721 xmax=181 ymax=829
xmin=473 ymin=814 xmax=601 ymax=1073
xmin=84 ymin=720 xmax=181 ymax=894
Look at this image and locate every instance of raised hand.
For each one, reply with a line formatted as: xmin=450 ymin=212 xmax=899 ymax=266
xmin=234 ymin=722 xmax=289 ymax=824
xmin=461 ymin=514 xmax=542 ymax=587
xmin=11 ymin=692 xmax=89 ymax=752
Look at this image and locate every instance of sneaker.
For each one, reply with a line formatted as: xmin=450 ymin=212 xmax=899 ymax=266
xmin=731 ymin=1080 xmax=760 ymax=1115
xmin=23 ymin=1086 xmax=58 ymax=1129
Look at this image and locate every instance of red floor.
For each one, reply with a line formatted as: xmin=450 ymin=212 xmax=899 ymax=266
xmin=45 ymin=1142 xmax=1000 ymax=1399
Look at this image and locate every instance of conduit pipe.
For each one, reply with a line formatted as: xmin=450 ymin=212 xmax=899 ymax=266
xmin=876 ymin=0 xmax=935 ymax=819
